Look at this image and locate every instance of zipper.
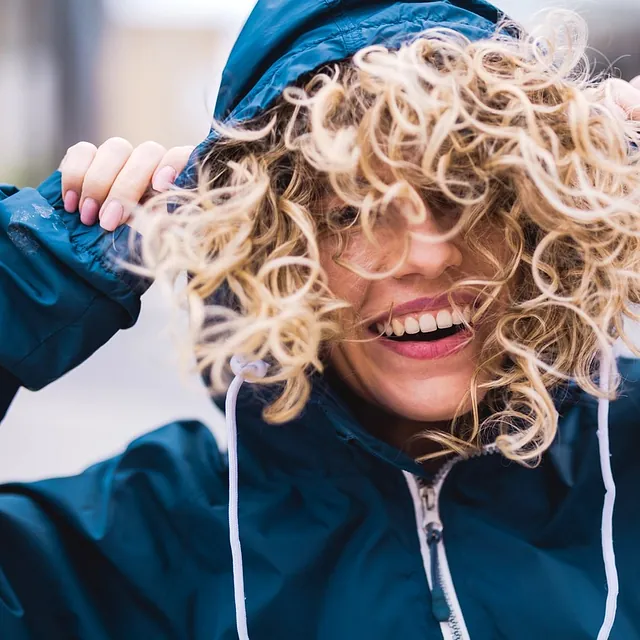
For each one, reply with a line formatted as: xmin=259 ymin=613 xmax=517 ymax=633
xmin=403 ymin=446 xmax=498 ymax=640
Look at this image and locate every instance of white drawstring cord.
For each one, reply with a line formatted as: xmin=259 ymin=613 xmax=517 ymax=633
xmin=224 ymin=352 xmax=618 ymax=640
xmin=226 ymin=356 xmax=269 ymax=640
xmin=596 ymin=352 xmax=619 ymax=640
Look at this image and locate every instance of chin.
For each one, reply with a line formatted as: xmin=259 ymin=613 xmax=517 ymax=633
xmin=329 ymin=342 xmax=489 ymax=423
xmin=378 ymin=393 xmax=469 ymax=422
xmin=368 ymin=376 xmax=482 ymax=423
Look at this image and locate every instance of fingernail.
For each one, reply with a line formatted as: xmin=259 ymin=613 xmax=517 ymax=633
xmin=63 ymin=190 xmax=79 ymax=213
xmin=152 ymin=166 xmax=177 ymax=192
xmin=80 ymin=198 xmax=99 ymax=225
xmin=100 ymin=200 xmax=124 ymax=231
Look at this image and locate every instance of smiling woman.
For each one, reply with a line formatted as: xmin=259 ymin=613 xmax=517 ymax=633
xmin=3 ymin=2 xmax=640 ymax=640
xmin=136 ymin=14 xmax=640 ymax=465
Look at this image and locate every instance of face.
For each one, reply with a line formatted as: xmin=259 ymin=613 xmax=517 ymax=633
xmin=321 ymin=198 xmax=500 ymax=424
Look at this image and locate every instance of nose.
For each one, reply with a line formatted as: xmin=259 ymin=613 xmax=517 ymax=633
xmin=391 ymin=213 xmax=463 ymax=281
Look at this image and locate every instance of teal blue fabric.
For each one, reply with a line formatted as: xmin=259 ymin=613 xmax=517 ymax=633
xmin=176 ymin=0 xmax=503 ymax=188
xmin=0 ymin=175 xmax=145 ymax=391
xmin=2 ymin=2 xmax=640 ymax=638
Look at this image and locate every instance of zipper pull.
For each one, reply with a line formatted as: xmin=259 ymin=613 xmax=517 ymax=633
xmin=426 ymin=522 xmax=451 ymax=623
xmin=420 ymin=485 xmax=436 ymax=513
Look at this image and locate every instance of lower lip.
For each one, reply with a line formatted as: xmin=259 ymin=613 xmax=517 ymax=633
xmin=375 ymin=328 xmax=473 ymax=360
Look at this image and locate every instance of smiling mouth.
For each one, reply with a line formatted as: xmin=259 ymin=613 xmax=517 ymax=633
xmin=368 ymin=304 xmax=473 ymax=342
xmin=373 ymin=324 xmax=468 ymax=342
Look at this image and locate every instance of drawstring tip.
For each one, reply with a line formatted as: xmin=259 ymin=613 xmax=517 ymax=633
xmin=231 ymin=355 xmax=269 ymax=379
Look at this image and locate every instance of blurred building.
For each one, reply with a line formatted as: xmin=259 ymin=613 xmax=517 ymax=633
xmin=98 ymin=0 xmax=257 ymax=152
xmin=0 ymin=0 xmax=255 ymax=185
xmin=1 ymin=0 xmax=97 ymax=182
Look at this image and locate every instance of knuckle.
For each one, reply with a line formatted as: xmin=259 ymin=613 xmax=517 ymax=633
xmin=103 ymin=136 xmax=134 ymax=154
xmin=112 ymin=177 xmax=140 ymax=198
xmin=164 ymin=145 xmax=194 ymax=166
xmin=67 ymin=140 xmax=97 ymax=156
xmin=82 ymin=176 xmax=113 ymax=196
xmin=610 ymin=78 xmax=632 ymax=97
xmin=137 ymin=140 xmax=166 ymax=157
xmin=62 ymin=168 xmax=84 ymax=183
xmin=175 ymin=146 xmax=195 ymax=160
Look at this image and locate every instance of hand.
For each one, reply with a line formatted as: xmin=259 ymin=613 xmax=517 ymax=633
xmin=603 ymin=75 xmax=640 ymax=121
xmin=59 ymin=138 xmax=195 ymax=231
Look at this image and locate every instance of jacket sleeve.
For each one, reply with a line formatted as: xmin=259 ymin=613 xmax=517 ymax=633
xmin=0 ymin=420 xmax=233 ymax=639
xmin=0 ymin=171 xmax=150 ymax=419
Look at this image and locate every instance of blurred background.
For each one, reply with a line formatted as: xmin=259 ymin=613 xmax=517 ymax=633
xmin=1 ymin=0 xmax=639 ymax=482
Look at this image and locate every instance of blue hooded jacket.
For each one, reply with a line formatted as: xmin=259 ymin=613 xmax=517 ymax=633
xmin=2 ymin=1 xmax=640 ymax=639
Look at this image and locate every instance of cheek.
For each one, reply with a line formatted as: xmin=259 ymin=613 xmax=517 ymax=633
xmin=319 ymin=240 xmax=369 ymax=308
xmin=465 ymin=226 xmax=513 ymax=277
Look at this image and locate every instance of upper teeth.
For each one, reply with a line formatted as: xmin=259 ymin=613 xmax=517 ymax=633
xmin=376 ymin=305 xmax=471 ymax=337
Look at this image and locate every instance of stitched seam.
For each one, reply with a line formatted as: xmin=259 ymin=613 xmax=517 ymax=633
xmin=328 ymin=1 xmax=358 ymax=54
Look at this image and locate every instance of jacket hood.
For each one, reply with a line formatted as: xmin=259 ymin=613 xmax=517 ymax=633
xmin=215 ymin=0 xmax=503 ymax=123
xmin=177 ymin=0 xmax=505 ymax=188
xmin=183 ymin=0 xmax=594 ymax=481
xmin=176 ymin=0 xmax=510 ymax=471
xmin=175 ymin=0 xmax=602 ymax=478
xmin=181 ymin=0 xmax=611 ymax=485
xmin=175 ymin=0 xmax=598 ymax=479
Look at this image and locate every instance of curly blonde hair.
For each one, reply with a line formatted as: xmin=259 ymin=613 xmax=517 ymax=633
xmin=132 ymin=10 xmax=640 ymax=464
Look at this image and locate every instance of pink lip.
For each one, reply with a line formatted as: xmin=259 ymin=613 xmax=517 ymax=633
xmin=377 ymin=328 xmax=474 ymax=360
xmin=368 ymin=292 xmax=477 ymax=325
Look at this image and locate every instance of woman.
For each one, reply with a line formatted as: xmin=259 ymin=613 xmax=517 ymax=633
xmin=2 ymin=1 xmax=640 ymax=638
